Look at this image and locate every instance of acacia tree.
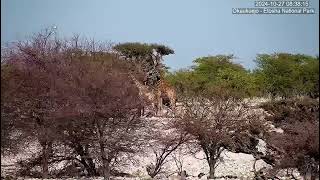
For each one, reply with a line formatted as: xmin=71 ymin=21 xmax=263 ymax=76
xmin=1 ymin=64 xmax=20 ymax=155
xmin=174 ymin=96 xmax=267 ymax=179
xmin=1 ymin=29 xmax=71 ymax=178
xmin=145 ymin=119 xmax=188 ymax=178
xmin=2 ymin=60 xmax=61 ymax=178
xmin=166 ymin=55 xmax=259 ymax=99
xmin=1 ymin=30 xmax=147 ymax=180
xmin=53 ymin=43 xmax=146 ymax=179
xmin=113 ymin=42 xmax=174 ymax=86
xmin=254 ymin=53 xmax=319 ymax=98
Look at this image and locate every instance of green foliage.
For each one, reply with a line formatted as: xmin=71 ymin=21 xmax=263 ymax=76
xmin=167 ymin=53 xmax=319 ymax=99
xmin=113 ymin=42 xmax=174 ymax=59
xmin=113 ymin=42 xmax=174 ymax=86
xmin=113 ymin=42 xmax=153 ymax=59
xmin=165 ymin=69 xmax=198 ymax=96
xmin=150 ymin=43 xmax=174 ymax=55
xmin=166 ymin=55 xmax=258 ymax=99
xmin=254 ymin=53 xmax=319 ymax=98
xmin=193 ymin=55 xmax=244 ymax=74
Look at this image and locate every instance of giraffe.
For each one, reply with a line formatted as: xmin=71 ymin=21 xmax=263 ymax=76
xmin=154 ymin=77 xmax=177 ymax=115
xmin=128 ymin=48 xmax=177 ymax=116
xmin=142 ymin=65 xmax=177 ymax=115
xmin=130 ymin=73 xmax=157 ymax=116
xmin=130 ymin=73 xmax=176 ymax=116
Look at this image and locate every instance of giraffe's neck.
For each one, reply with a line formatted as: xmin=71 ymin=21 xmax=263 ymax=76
xmin=130 ymin=73 xmax=155 ymax=102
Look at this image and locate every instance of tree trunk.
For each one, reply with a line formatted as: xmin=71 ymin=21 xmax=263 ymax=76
xmin=99 ymin=141 xmax=111 ymax=180
xmin=202 ymin=144 xmax=218 ymax=180
xmin=74 ymin=143 xmax=97 ymax=176
xmin=86 ymin=157 xmax=97 ymax=176
xmin=41 ymin=142 xmax=50 ymax=178
xmin=79 ymin=156 xmax=97 ymax=176
xmin=208 ymin=158 xmax=216 ymax=179
xmin=38 ymin=120 xmax=52 ymax=179
xmin=102 ymin=159 xmax=111 ymax=180
xmin=96 ymin=120 xmax=111 ymax=180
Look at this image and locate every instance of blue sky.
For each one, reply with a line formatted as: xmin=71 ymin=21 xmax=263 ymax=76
xmin=1 ymin=0 xmax=319 ymax=70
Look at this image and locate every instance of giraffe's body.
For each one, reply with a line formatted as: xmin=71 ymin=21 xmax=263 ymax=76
xmin=155 ymin=79 xmax=177 ymax=115
xmin=130 ymin=74 xmax=156 ymax=116
xmin=131 ymin=74 xmax=176 ymax=116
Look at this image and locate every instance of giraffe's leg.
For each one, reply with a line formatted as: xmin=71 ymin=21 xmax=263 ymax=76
xmin=159 ymin=97 xmax=163 ymax=116
xmin=171 ymin=98 xmax=176 ymax=112
xmin=155 ymin=90 xmax=161 ymax=116
xmin=152 ymin=102 xmax=156 ymax=115
xmin=138 ymin=106 xmax=144 ymax=117
xmin=155 ymin=99 xmax=159 ymax=116
xmin=142 ymin=106 xmax=145 ymax=116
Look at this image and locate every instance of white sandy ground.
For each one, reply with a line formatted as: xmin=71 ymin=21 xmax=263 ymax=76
xmin=0 ymin=144 xmax=302 ymax=180
xmin=1 ymin=98 xmax=302 ymax=179
xmin=1 ymin=125 xmax=301 ymax=180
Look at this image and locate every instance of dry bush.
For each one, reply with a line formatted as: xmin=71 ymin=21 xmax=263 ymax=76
xmin=143 ymin=117 xmax=189 ymax=178
xmin=261 ymin=97 xmax=319 ymax=179
xmin=174 ymin=96 xmax=267 ymax=179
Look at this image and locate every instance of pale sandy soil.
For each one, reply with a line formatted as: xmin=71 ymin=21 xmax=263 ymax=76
xmin=2 ymin=101 xmax=302 ymax=180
